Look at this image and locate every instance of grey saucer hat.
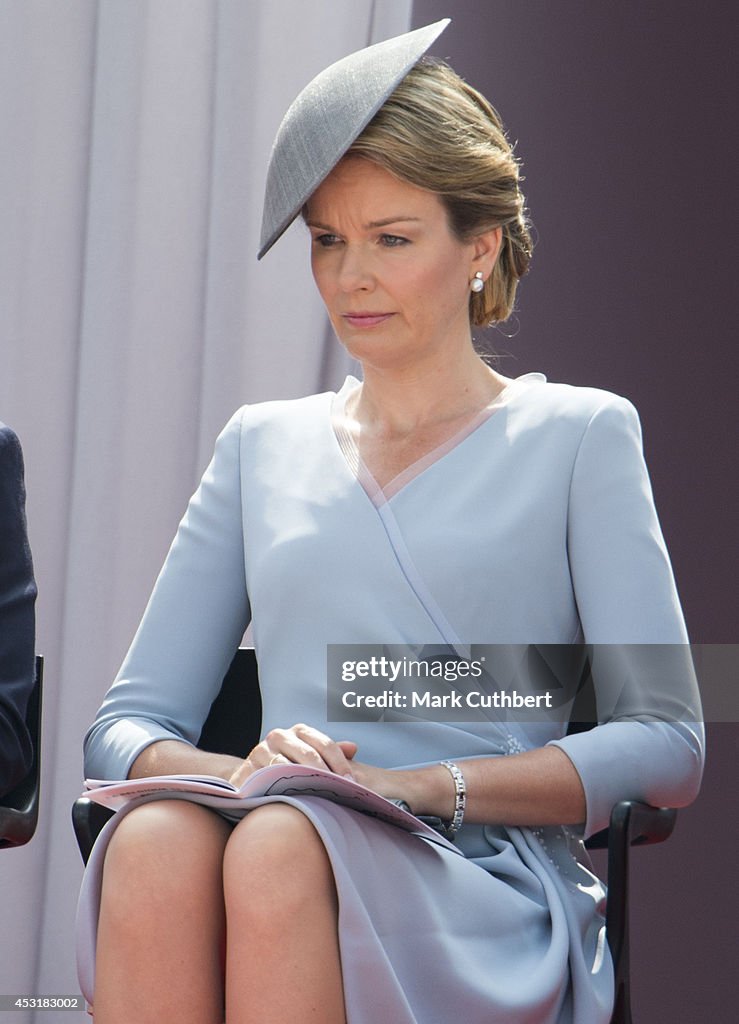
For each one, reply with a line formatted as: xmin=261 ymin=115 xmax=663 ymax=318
xmin=258 ymin=18 xmax=450 ymax=259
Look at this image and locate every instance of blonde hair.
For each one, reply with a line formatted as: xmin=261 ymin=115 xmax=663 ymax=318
xmin=349 ymin=59 xmax=532 ymax=325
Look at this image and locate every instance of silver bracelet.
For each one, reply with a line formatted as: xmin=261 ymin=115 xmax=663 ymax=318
xmin=439 ymin=760 xmax=466 ymax=838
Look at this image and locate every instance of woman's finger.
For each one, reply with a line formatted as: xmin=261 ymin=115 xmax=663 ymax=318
xmin=267 ymin=752 xmax=290 ymax=767
xmin=258 ymin=725 xmax=355 ymax=777
xmin=231 ymin=730 xmax=358 ymax=789
xmin=287 ymin=724 xmax=357 ymax=777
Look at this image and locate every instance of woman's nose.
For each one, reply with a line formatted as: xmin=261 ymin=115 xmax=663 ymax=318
xmin=337 ymin=246 xmax=374 ymax=291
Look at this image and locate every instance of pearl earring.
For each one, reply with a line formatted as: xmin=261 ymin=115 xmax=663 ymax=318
xmin=470 ymin=271 xmax=485 ymax=293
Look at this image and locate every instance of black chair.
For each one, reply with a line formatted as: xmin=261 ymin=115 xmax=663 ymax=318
xmin=587 ymin=801 xmax=676 ymax=1024
xmin=71 ymin=648 xmax=675 ymax=1024
xmin=0 ymin=654 xmax=44 ymax=849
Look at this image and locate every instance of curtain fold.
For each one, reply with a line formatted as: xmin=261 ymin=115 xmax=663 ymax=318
xmin=0 ymin=1 xmax=411 ymax=1014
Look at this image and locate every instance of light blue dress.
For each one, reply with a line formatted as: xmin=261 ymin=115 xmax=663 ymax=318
xmin=78 ymin=373 xmax=704 ymax=1022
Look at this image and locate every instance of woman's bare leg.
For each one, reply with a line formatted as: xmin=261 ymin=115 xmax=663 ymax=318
xmin=93 ymin=800 xmax=232 ymax=1024
xmin=223 ymin=803 xmax=346 ymax=1024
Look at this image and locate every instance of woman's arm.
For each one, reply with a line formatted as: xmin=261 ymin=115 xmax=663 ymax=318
xmin=223 ymin=725 xmax=585 ymax=827
xmin=548 ymin=396 xmax=704 ymax=836
xmin=350 ymin=746 xmax=586 ymax=827
xmin=128 ymin=740 xmax=243 ymax=781
xmin=84 ymin=411 xmax=251 ymax=782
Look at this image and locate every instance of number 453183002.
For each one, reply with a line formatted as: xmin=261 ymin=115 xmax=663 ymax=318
xmin=0 ymin=996 xmax=84 ymax=1010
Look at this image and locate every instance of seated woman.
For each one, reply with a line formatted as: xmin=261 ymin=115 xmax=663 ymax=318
xmin=0 ymin=422 xmax=36 ymax=798
xmin=77 ymin=20 xmax=704 ymax=1024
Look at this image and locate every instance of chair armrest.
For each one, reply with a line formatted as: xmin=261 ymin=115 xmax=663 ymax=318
xmin=0 ymin=771 xmax=39 ymax=848
xmin=609 ymin=799 xmax=677 ymax=846
xmin=0 ymin=655 xmax=44 ymax=850
xmin=585 ymin=799 xmax=677 ymax=850
xmin=72 ymin=797 xmax=115 ymax=865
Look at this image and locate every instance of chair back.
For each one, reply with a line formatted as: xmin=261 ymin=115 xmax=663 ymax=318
xmin=197 ymin=648 xmax=261 ymax=756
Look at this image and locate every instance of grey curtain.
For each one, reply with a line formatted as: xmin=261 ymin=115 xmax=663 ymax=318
xmin=0 ymin=0 xmax=412 ymax=1014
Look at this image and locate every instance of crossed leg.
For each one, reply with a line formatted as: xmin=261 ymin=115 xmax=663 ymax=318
xmin=92 ymin=800 xmax=346 ymax=1024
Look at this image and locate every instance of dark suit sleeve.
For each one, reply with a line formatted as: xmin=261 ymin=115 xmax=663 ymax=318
xmin=0 ymin=424 xmax=37 ymax=796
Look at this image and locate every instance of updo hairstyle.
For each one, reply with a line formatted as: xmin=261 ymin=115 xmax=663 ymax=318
xmin=349 ymin=58 xmax=532 ymax=326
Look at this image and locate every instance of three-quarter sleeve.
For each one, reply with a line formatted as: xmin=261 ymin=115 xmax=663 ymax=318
xmin=0 ymin=426 xmax=36 ymax=795
xmin=547 ymin=396 xmax=704 ymax=837
xmin=83 ymin=409 xmax=251 ymax=781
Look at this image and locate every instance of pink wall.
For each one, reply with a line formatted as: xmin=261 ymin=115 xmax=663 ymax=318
xmin=412 ymin=2 xmax=738 ymax=1019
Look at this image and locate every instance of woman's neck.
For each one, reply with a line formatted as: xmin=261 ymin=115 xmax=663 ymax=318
xmin=350 ymin=349 xmax=511 ymax=440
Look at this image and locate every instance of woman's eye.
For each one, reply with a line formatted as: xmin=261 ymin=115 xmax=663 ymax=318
xmin=314 ymin=233 xmax=341 ymax=248
xmin=380 ymin=234 xmax=409 ymax=247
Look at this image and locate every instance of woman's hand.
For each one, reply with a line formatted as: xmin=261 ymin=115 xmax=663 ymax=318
xmin=341 ymin=760 xmax=400 ymax=799
xmin=231 ymin=731 xmax=454 ymax=821
xmin=229 ymin=724 xmax=358 ymax=788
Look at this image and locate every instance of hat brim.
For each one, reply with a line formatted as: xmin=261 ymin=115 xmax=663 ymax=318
xmin=257 ymin=19 xmax=450 ymax=259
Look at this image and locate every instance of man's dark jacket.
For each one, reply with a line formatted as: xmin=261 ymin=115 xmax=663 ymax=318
xmin=0 ymin=424 xmax=36 ymax=796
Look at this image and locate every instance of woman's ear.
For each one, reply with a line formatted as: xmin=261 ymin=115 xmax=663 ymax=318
xmin=470 ymin=225 xmax=503 ymax=278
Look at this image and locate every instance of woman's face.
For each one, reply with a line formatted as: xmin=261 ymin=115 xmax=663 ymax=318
xmin=305 ymin=157 xmax=491 ymax=374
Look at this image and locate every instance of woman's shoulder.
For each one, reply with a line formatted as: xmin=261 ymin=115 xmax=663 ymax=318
xmin=508 ymin=372 xmax=640 ymax=431
xmin=241 ymin=388 xmax=334 ymax=420
xmin=214 ymin=388 xmax=339 ymax=447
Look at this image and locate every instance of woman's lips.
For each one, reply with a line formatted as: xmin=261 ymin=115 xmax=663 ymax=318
xmin=342 ymin=313 xmax=394 ymax=329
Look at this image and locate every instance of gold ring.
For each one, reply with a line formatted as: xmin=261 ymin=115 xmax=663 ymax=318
xmin=269 ymin=754 xmax=282 ymax=766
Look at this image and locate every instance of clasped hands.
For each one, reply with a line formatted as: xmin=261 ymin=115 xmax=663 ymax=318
xmin=228 ymin=723 xmax=439 ymax=818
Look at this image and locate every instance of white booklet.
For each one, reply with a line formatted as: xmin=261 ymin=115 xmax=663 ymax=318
xmin=83 ymin=764 xmax=460 ymax=852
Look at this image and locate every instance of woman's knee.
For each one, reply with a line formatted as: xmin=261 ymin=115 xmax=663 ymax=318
xmin=102 ymin=800 xmax=231 ymax=907
xmin=95 ymin=802 xmax=230 ymax=1019
xmin=224 ymin=803 xmax=327 ymax=871
xmin=223 ymin=804 xmax=337 ymax=925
